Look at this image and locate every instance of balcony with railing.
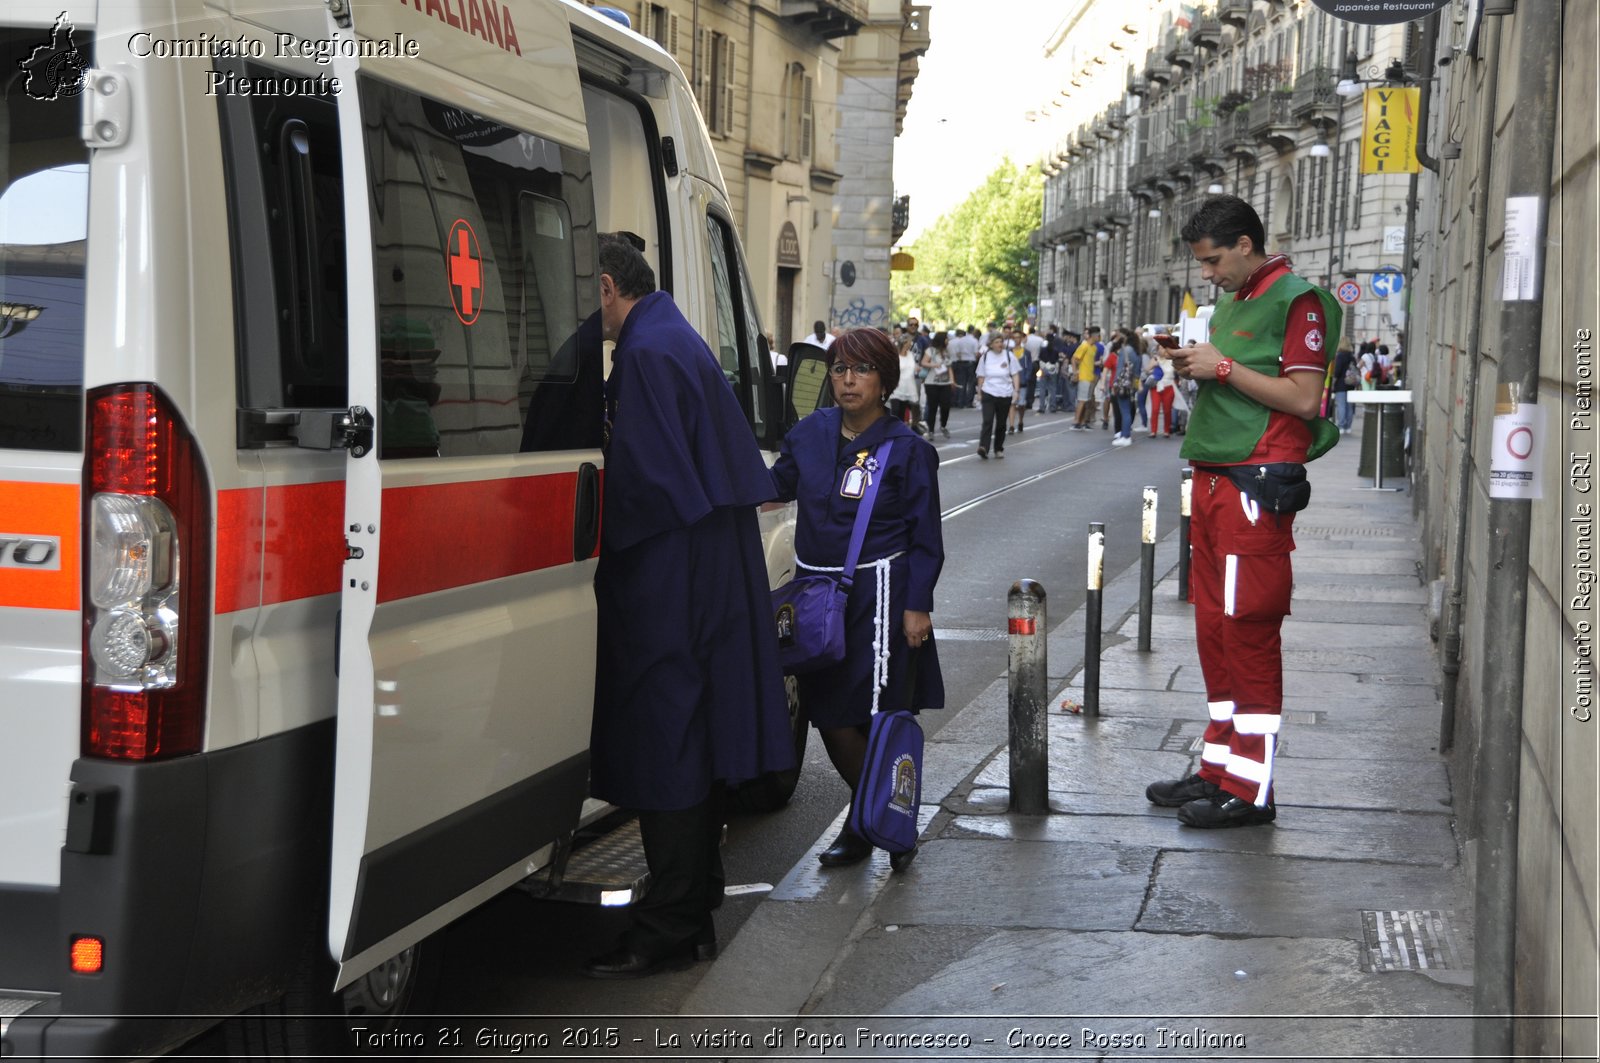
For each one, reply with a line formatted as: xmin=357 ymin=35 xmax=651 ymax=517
xmin=1185 ymin=124 xmax=1226 ymax=175
xmin=1291 ymin=66 xmax=1340 ymax=127
xmin=1145 ymin=48 xmax=1173 ymax=86
xmin=778 ymin=0 xmax=868 ymax=40
xmin=1163 ymin=32 xmax=1194 ymax=70
xmin=1249 ymin=90 xmax=1298 ymax=152
xmin=1192 ymin=15 xmax=1223 ymax=49
xmin=1218 ymin=0 xmax=1250 ymax=28
xmin=1222 ymin=104 xmax=1260 ymax=162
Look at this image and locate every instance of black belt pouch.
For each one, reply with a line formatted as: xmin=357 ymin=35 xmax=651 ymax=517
xmin=1222 ymin=462 xmax=1312 ymax=514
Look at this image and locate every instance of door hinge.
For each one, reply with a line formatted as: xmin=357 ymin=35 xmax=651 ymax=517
xmin=240 ymin=405 xmax=376 ymax=455
xmin=81 ymin=67 xmax=132 ymax=149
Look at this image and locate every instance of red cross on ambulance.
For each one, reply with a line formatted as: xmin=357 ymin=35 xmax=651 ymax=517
xmin=448 ymin=218 xmax=483 ymax=325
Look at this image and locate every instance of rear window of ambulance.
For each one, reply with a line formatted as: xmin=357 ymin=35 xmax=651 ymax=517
xmin=0 ymin=27 xmax=88 ymax=452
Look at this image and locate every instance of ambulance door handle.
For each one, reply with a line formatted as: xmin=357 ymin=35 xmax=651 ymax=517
xmin=573 ymin=463 xmax=600 ymax=562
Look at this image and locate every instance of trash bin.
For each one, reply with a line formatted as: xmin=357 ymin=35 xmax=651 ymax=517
xmin=1358 ymin=403 xmax=1406 ymax=479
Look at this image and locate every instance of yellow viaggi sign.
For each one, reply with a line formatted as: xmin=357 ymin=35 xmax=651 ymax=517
xmin=1360 ymin=86 xmax=1421 ymax=174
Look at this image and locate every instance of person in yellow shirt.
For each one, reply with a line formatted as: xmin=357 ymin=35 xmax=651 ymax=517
xmin=1070 ymin=326 xmax=1102 ymax=430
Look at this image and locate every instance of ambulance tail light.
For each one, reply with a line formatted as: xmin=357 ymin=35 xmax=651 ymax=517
xmin=82 ymin=384 xmax=212 ymax=760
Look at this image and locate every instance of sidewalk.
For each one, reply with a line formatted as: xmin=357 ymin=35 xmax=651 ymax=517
xmin=689 ymin=426 xmax=1475 ymax=1059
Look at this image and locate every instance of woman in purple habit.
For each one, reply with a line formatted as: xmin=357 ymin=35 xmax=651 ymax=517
xmin=770 ymin=328 xmax=946 ymax=871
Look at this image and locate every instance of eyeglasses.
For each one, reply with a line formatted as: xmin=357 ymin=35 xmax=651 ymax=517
xmin=828 ymin=362 xmax=878 ymax=377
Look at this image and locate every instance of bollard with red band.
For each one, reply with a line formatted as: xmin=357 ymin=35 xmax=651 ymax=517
xmin=1007 ymin=579 xmax=1048 ymax=814
xmin=1084 ymin=523 xmax=1104 ymax=718
xmin=1178 ymin=468 xmax=1193 ymax=601
xmin=1138 ymin=486 xmax=1157 ymax=652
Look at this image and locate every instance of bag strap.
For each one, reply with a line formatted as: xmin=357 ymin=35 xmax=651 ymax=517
xmin=840 ymin=439 xmax=893 ymax=589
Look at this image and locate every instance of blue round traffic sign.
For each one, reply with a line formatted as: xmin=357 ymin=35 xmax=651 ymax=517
xmin=1370 ymin=268 xmax=1405 ymax=298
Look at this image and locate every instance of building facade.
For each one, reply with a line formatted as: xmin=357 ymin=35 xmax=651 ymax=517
xmin=833 ymin=2 xmax=928 ymax=334
xmin=606 ymin=0 xmax=924 ymax=352
xmin=1026 ymin=2 xmax=1598 ymax=1054
xmin=1031 ymin=0 xmax=1415 ymax=343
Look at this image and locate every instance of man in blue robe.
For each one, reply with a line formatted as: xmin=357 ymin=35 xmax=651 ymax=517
xmin=585 ymin=233 xmax=792 ymax=978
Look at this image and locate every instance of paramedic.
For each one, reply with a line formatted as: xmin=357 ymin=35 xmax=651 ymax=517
xmin=1145 ymin=195 xmax=1340 ymax=829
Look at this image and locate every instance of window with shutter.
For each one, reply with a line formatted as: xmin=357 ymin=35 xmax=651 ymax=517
xmin=695 ymin=28 xmax=709 ymax=117
xmin=800 ymin=73 xmax=813 ymax=158
xmin=720 ymin=37 xmax=736 ymax=137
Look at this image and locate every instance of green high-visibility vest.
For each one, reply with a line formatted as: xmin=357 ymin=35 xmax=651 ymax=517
xmin=1180 ymin=272 xmax=1342 ymax=465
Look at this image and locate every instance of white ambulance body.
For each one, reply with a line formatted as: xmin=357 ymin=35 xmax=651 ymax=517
xmin=0 ymin=1 xmax=795 ymax=1056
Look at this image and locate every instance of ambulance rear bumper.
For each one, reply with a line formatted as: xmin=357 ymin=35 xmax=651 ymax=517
xmin=0 ymin=720 xmax=335 ymax=1062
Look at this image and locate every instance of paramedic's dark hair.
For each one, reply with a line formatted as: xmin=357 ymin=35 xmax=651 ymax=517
xmin=598 ymin=232 xmax=657 ymax=299
xmin=829 ymin=327 xmax=900 ymax=398
xmin=1180 ymin=194 xmax=1266 ymax=256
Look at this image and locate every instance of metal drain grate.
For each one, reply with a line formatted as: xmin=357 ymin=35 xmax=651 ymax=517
xmin=1294 ymin=525 xmax=1412 ymax=539
xmin=1360 ymin=909 xmax=1466 ymax=972
xmin=932 ymin=628 xmax=1011 ymax=642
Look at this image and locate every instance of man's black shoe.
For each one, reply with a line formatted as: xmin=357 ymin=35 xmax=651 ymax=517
xmin=889 ymin=844 xmax=917 ymax=872
xmin=581 ymin=944 xmax=696 ymax=979
xmin=818 ymin=827 xmax=872 ymax=867
xmin=1177 ymin=793 xmax=1277 ymax=829
xmin=1145 ymin=773 xmax=1221 ymax=807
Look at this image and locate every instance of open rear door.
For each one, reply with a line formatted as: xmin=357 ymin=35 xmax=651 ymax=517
xmin=327 ymin=0 xmax=600 ymax=986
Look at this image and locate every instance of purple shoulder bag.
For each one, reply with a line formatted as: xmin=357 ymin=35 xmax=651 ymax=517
xmin=772 ymin=440 xmax=892 ymax=675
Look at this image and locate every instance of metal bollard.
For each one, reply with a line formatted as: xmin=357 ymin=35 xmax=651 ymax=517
xmin=1084 ymin=522 xmax=1104 ymax=718
xmin=1138 ymin=486 xmax=1157 ymax=652
xmin=1007 ymin=580 xmax=1048 ymax=815
xmin=1178 ymin=468 xmax=1193 ymax=601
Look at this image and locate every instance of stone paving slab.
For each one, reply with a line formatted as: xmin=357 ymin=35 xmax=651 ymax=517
xmin=971 ymin=739 xmax=1191 ymax=799
xmin=679 ymin=884 xmax=867 ymax=1018
xmin=944 ymin=802 xmax=1460 ymax=867
xmin=804 ymin=928 xmax=1473 ymax=1058
xmin=922 ymin=740 xmax=1000 ymax=803
xmin=1272 ymin=755 xmax=1454 ymax=812
xmin=1291 ymin=576 xmax=1430 ymax=603
xmin=870 ymin=838 xmax=1153 ymax=932
xmin=1140 ymin=851 xmax=1473 ymax=941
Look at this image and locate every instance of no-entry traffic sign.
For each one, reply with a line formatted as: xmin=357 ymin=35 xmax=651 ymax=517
xmin=1336 ymin=280 xmax=1362 ymax=305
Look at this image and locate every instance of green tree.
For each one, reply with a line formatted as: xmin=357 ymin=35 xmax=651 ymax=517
xmin=892 ymin=160 xmax=1043 ymax=330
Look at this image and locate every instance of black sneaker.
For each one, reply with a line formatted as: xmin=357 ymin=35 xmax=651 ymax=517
xmin=977 ymin=446 xmax=989 ymax=460
xmin=1145 ymin=773 xmax=1220 ymax=807
xmin=1177 ymin=793 xmax=1277 ymax=829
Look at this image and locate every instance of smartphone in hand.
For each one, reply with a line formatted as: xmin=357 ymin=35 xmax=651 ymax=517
xmin=1153 ymin=334 xmax=1181 ymax=350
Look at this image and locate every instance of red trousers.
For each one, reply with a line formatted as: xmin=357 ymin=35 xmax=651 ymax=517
xmin=1148 ymin=387 xmax=1175 ymax=435
xmin=1188 ymin=470 xmax=1295 ymax=805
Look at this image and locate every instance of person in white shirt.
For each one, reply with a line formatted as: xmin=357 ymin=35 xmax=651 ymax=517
xmin=889 ymin=334 xmax=921 ymax=429
xmin=974 ymin=333 xmax=1021 ymax=460
xmin=802 ymin=320 xmax=835 ymax=351
xmin=948 ymin=327 xmax=980 ymax=408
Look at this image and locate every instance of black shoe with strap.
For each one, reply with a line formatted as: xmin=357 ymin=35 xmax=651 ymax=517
xmin=1177 ymin=792 xmax=1277 ymax=829
xmin=1145 ymin=773 xmax=1220 ymax=808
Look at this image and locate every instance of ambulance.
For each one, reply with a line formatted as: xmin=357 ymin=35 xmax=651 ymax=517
xmin=0 ymin=0 xmax=801 ymax=1056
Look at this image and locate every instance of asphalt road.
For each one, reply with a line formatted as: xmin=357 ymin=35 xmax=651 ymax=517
xmin=431 ymin=400 xmax=1189 ymax=1018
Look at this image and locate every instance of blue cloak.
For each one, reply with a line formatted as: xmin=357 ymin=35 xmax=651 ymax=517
xmin=590 ymin=291 xmax=793 ymax=810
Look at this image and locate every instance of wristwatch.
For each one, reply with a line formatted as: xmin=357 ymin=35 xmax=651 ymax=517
xmin=1214 ymin=357 xmax=1234 ymax=385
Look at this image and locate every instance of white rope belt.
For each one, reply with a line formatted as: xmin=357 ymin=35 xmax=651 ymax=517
xmin=797 ymin=551 xmax=906 ymax=713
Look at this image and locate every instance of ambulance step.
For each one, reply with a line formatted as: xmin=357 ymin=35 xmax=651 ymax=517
xmin=519 ymin=817 xmax=651 ymax=907
xmin=1 ymin=991 xmax=56 ymax=1039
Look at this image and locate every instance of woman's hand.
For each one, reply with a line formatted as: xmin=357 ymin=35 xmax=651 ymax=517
xmin=903 ymin=610 xmax=932 ymax=649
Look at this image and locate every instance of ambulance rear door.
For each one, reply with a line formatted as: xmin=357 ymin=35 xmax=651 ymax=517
xmin=326 ymin=0 xmax=602 ymax=986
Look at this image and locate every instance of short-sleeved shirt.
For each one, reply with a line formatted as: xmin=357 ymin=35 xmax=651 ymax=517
xmin=1232 ymin=257 xmax=1329 ymax=465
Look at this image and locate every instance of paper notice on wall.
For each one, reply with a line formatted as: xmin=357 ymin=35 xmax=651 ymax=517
xmin=1488 ymin=398 xmax=1544 ymax=500
xmin=1501 ymin=196 xmax=1541 ymax=302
